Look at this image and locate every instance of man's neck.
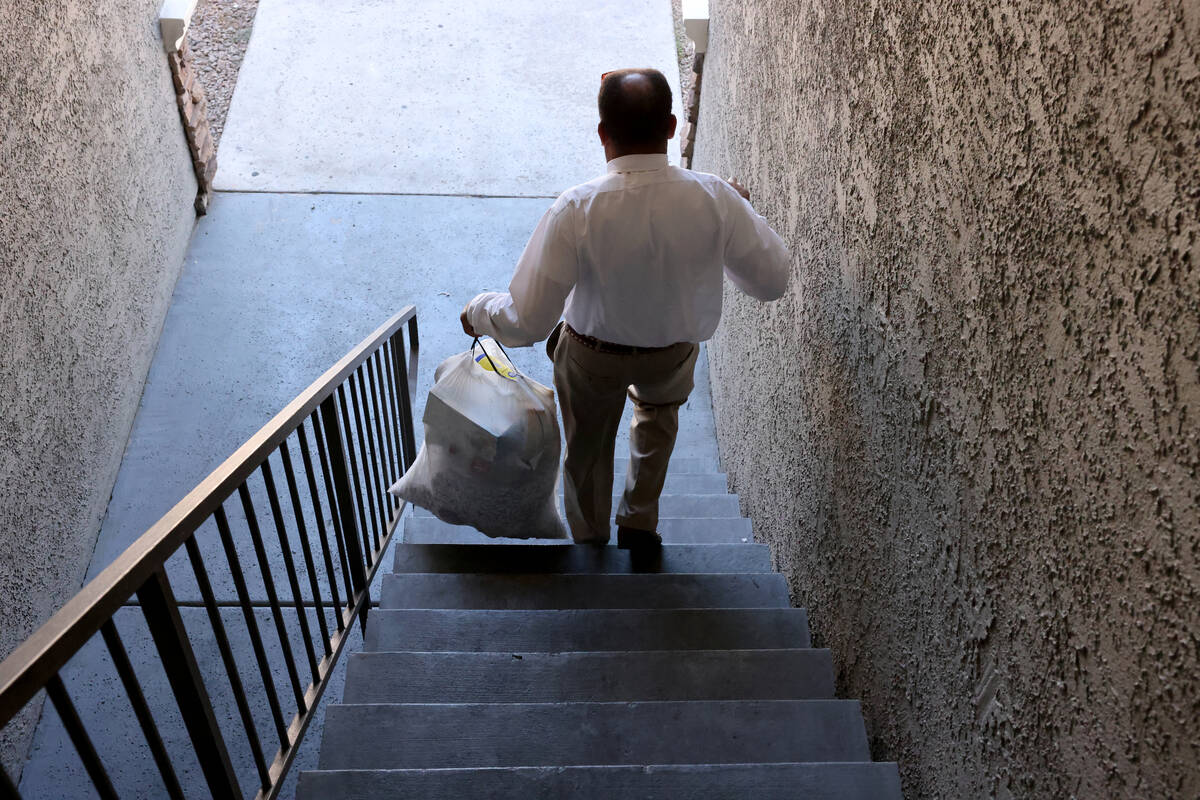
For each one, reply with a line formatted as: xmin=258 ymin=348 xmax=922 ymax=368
xmin=605 ymin=142 xmax=669 ymax=162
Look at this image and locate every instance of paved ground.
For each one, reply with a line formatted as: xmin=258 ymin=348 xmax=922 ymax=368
xmin=215 ymin=0 xmax=681 ymax=195
xmin=21 ymin=2 xmax=702 ymax=798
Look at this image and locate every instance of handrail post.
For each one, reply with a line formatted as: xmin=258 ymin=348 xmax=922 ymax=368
xmin=137 ymin=566 xmax=240 ymax=798
xmin=390 ymin=329 xmax=418 ymax=471
xmin=406 ymin=315 xmax=420 ymax=394
xmin=319 ymin=395 xmax=371 ymax=632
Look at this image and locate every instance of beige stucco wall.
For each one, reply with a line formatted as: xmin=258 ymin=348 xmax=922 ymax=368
xmin=0 ymin=0 xmax=196 ymax=775
xmin=695 ymin=0 xmax=1198 ymax=796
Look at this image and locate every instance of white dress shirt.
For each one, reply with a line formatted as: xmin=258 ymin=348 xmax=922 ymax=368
xmin=465 ymin=153 xmax=790 ymax=348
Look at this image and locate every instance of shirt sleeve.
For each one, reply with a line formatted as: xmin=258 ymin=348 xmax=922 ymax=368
xmin=721 ymin=187 xmax=791 ymax=301
xmin=465 ymin=198 xmax=578 ymax=347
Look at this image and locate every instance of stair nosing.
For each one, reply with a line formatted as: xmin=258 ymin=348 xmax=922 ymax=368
xmin=326 ymin=698 xmax=862 ymax=710
xmin=370 ymin=606 xmax=798 ymax=611
xmin=303 ymin=761 xmax=899 ymax=771
xmin=382 ymin=572 xmax=785 ymax=578
xmin=350 ymin=647 xmax=832 ymax=656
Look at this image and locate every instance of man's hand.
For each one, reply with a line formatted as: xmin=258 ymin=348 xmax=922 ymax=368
xmin=460 ymin=306 xmax=478 ymax=338
xmin=725 ymin=177 xmax=751 ymax=202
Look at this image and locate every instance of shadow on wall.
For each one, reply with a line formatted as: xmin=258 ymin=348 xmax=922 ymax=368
xmin=694 ymin=0 xmax=1199 ymax=797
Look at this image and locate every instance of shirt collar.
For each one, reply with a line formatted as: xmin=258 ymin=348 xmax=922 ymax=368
xmin=606 ymin=153 xmax=670 ymax=174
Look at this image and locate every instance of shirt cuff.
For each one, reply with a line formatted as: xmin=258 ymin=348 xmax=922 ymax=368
xmin=465 ymin=291 xmax=510 ymax=341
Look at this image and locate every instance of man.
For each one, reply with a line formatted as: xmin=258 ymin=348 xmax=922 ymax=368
xmin=462 ymin=67 xmax=789 ymax=550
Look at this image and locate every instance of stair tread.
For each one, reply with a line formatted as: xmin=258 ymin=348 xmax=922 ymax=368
xmin=342 ymin=649 xmax=836 ymax=703
xmin=317 ymin=700 xmax=871 ymax=769
xmin=365 ymin=608 xmax=811 ymax=651
xmin=613 ymin=456 xmax=717 ymax=473
xmin=403 ymin=516 xmax=753 ymax=544
xmin=380 ymin=572 xmax=791 ymax=609
xmin=413 ymin=493 xmax=743 ymax=519
xmin=590 ymin=473 xmax=729 ymax=493
xmin=298 ymin=762 xmax=903 ymax=800
xmin=392 ymin=543 xmax=773 ymax=574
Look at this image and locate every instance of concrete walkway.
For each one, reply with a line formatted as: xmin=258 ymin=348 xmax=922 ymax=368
xmin=216 ymin=0 xmax=681 ymax=195
xmin=20 ymin=2 xmax=700 ymax=798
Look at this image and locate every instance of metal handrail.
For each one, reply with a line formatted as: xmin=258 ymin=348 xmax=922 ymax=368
xmin=0 ymin=306 xmax=420 ymax=799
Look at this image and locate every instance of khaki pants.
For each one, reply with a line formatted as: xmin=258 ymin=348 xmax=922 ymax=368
xmin=547 ymin=323 xmax=699 ymax=543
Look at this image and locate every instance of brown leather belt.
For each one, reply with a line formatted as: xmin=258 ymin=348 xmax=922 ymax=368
xmin=564 ymin=324 xmax=677 ymax=355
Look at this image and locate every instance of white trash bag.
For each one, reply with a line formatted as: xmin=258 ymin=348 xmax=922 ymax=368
xmin=389 ymin=337 xmax=566 ymax=539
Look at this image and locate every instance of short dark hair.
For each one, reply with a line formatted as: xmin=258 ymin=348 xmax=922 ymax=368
xmin=598 ymin=68 xmax=674 ymax=147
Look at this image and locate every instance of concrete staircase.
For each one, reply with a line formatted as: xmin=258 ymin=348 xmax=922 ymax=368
xmin=298 ymin=456 xmax=902 ymax=798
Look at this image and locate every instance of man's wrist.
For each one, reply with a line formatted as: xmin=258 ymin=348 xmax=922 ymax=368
xmin=463 ymin=292 xmax=504 ymax=340
xmin=462 ymin=294 xmax=487 ymax=338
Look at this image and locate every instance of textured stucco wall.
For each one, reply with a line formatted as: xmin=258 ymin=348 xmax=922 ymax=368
xmin=0 ymin=0 xmax=196 ymax=775
xmin=695 ymin=1 xmax=1198 ymax=796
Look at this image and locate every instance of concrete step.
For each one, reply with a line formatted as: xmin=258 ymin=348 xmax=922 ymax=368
xmin=413 ymin=493 xmax=742 ymax=519
xmin=614 ymin=444 xmax=719 ymax=460
xmin=364 ymin=609 xmax=810 ymax=652
xmin=380 ymin=573 xmax=790 ymax=609
xmin=392 ymin=543 xmax=773 ymax=574
xmin=317 ymin=700 xmax=871 ymax=769
xmin=613 ymin=456 xmax=717 ymax=474
xmin=403 ymin=516 xmax=753 ymax=544
xmin=583 ymin=472 xmax=727 ymax=494
xmin=298 ymin=762 xmax=904 ymax=800
xmin=342 ymin=649 xmax=836 ymax=703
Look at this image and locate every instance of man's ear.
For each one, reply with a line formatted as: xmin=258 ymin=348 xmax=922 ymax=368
xmin=597 ymin=121 xmax=610 ymax=145
xmin=666 ymin=114 xmax=678 ymax=140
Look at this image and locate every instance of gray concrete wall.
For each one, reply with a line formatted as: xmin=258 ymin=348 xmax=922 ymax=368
xmin=694 ymin=1 xmax=1199 ymax=796
xmin=0 ymin=0 xmax=196 ymax=776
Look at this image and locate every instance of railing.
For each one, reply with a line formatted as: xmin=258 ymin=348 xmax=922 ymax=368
xmin=0 ymin=307 xmax=419 ymax=799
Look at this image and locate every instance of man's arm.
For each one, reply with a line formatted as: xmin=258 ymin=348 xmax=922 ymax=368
xmin=462 ymin=199 xmax=578 ymax=347
xmin=721 ymin=179 xmax=790 ymax=301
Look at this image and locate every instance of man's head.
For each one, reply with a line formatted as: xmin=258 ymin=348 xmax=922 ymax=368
xmin=597 ymin=68 xmax=676 ymax=157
